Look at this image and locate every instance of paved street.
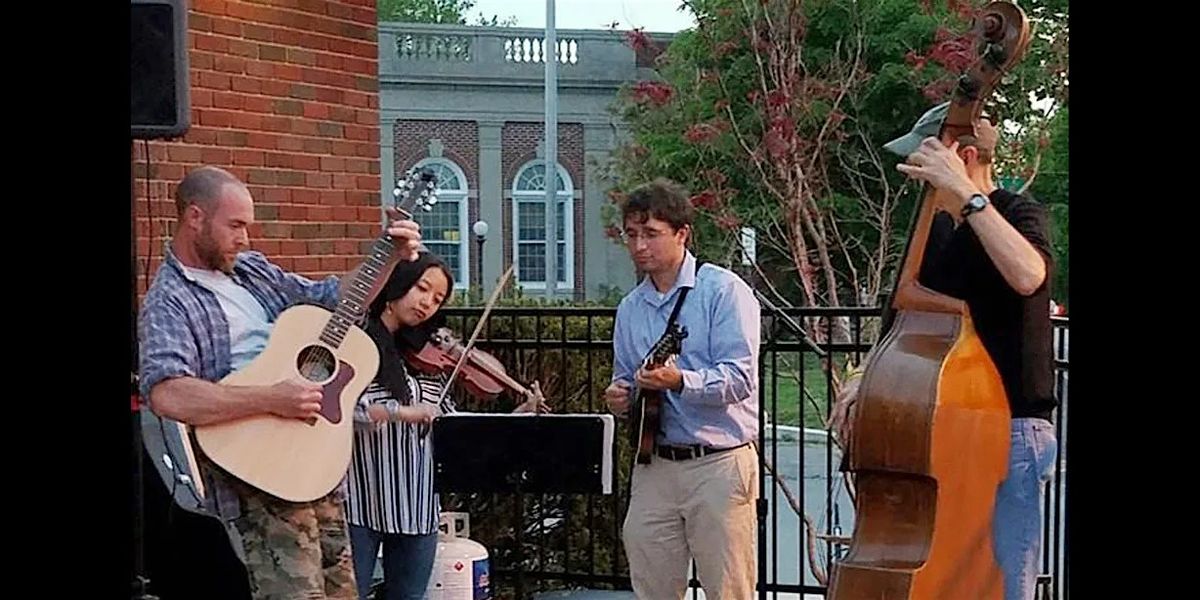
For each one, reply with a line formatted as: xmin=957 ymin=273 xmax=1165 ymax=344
xmin=751 ymin=428 xmax=1068 ymax=599
xmin=759 ymin=433 xmax=855 ymax=592
xmin=508 ymin=424 xmax=1068 ymax=600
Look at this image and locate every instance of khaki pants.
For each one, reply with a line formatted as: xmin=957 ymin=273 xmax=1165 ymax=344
xmin=623 ymin=444 xmax=759 ymax=600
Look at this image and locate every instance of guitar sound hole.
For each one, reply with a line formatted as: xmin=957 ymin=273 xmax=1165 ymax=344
xmin=297 ymin=345 xmax=337 ymax=383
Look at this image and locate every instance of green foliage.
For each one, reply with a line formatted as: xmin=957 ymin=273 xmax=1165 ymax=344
xmin=1030 ymin=106 xmax=1069 ymax=204
xmin=605 ymin=0 xmax=1069 ymax=309
xmin=1030 ymin=106 xmax=1068 ymax=302
xmin=377 ymin=0 xmax=517 ymax=26
xmin=606 ymin=0 xmax=950 ymax=304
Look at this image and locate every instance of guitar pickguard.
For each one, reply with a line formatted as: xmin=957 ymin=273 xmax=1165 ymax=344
xmin=318 ymin=360 xmax=355 ymax=424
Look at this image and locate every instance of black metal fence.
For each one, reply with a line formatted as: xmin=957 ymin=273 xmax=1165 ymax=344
xmin=436 ymin=307 xmax=1070 ymax=600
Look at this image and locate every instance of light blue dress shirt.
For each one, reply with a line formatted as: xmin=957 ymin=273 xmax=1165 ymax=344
xmin=611 ymin=251 xmax=761 ymax=448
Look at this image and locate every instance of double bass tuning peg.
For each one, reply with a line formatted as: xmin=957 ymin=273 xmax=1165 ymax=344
xmin=955 ymin=74 xmax=982 ymax=100
xmin=982 ymin=42 xmax=1007 ymax=67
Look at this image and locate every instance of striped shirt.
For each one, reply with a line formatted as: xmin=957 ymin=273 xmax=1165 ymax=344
xmin=346 ymin=368 xmax=456 ymax=535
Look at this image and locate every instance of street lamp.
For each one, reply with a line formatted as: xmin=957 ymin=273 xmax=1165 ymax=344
xmin=472 ymin=220 xmax=488 ymax=301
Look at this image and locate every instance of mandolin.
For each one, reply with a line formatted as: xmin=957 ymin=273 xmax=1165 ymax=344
xmin=828 ymin=3 xmax=1032 ymax=598
xmin=628 ymin=322 xmax=687 ymax=466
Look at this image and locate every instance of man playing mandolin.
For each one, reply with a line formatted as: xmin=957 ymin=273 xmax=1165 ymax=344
xmin=138 ymin=165 xmax=423 ymax=599
xmin=603 ymin=178 xmax=761 ymax=600
xmin=886 ymin=105 xmax=1059 ymax=600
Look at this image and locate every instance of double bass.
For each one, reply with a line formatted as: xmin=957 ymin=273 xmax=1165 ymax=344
xmin=828 ymin=3 xmax=1031 ymax=599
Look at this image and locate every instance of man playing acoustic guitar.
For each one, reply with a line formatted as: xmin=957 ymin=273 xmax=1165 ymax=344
xmin=603 ymin=178 xmax=761 ymax=600
xmin=138 ymin=166 xmax=423 ymax=599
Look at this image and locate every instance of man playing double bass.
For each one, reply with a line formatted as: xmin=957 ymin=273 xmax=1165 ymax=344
xmin=883 ymin=103 xmax=1059 ymax=600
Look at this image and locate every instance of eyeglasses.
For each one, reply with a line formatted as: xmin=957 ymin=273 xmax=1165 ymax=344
xmin=622 ymin=227 xmax=674 ymax=244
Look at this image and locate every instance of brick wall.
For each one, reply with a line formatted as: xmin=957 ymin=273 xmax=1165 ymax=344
xmin=392 ymin=120 xmax=480 ymax=286
xmin=500 ymin=122 xmax=585 ymax=297
xmin=133 ymin=0 xmax=380 ymax=298
xmin=393 ymin=120 xmax=479 ymax=187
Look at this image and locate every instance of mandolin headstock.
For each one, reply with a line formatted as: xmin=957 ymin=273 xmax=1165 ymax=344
xmin=648 ymin=323 xmax=688 ymax=367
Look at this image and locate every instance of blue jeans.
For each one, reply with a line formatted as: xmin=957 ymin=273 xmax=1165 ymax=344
xmin=349 ymin=525 xmax=439 ymax=600
xmin=992 ymin=418 xmax=1058 ymax=600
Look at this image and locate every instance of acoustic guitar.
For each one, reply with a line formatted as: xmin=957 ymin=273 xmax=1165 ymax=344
xmin=827 ymin=3 xmax=1032 ymax=599
xmin=192 ymin=168 xmax=439 ymax=502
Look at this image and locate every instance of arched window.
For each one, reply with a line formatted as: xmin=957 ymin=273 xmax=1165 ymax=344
xmin=411 ymin=158 xmax=469 ymax=288
xmin=511 ymin=160 xmax=573 ymax=289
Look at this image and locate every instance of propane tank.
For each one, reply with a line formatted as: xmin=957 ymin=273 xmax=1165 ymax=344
xmin=424 ymin=512 xmax=490 ymax=600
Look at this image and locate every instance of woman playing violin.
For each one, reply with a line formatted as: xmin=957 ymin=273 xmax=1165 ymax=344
xmin=345 ymin=251 xmax=546 ymax=600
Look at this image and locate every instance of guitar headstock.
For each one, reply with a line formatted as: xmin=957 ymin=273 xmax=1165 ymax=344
xmin=941 ymin=1 xmax=1031 ymax=140
xmin=391 ymin=167 xmax=439 ymax=218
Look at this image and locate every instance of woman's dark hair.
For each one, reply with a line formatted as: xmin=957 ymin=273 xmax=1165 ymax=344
xmin=364 ymin=251 xmax=455 ymax=404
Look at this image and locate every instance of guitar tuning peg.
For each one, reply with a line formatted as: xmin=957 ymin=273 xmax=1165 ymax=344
xmin=392 ymin=186 xmax=402 ymax=197
xmin=428 ymin=194 xmax=438 ymax=205
xmin=421 ymin=203 xmax=433 ymax=212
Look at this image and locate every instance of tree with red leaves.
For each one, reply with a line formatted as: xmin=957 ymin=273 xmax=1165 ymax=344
xmin=599 ymin=0 xmax=1067 ymax=583
xmin=603 ymin=0 xmax=1067 ymax=337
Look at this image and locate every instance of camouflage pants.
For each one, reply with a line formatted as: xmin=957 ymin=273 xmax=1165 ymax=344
xmin=229 ymin=486 xmax=358 ymax=600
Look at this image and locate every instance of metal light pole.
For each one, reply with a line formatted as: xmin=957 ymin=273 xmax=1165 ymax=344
xmin=543 ymin=0 xmax=558 ymax=296
xmin=472 ymin=220 xmax=488 ymax=302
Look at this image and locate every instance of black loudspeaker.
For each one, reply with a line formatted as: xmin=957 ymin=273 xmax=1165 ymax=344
xmin=131 ymin=0 xmax=190 ymax=139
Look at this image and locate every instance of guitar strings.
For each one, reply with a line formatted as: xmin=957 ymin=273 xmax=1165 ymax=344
xmin=292 ymin=174 xmax=428 ymax=396
xmin=295 ymin=175 xmax=420 ymax=382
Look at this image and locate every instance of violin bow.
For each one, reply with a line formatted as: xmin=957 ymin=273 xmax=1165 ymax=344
xmin=436 ymin=263 xmax=516 ymax=405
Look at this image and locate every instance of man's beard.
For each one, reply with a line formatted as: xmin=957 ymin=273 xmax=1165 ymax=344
xmin=196 ymin=223 xmax=235 ymax=273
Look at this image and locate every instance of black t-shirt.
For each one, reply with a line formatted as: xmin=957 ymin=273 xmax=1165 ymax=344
xmin=890 ymin=188 xmax=1057 ymax=421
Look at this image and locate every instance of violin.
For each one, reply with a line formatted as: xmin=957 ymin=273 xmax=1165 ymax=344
xmin=404 ymin=326 xmax=537 ymax=401
xmin=403 ymin=263 xmax=549 ymax=412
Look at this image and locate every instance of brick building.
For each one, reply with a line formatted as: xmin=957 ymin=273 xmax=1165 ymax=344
xmin=136 ymin=0 xmax=386 ymax=300
xmin=129 ymin=5 xmax=673 ymax=596
xmin=132 ymin=2 xmax=387 ymax=597
xmin=379 ymin=23 xmax=670 ymax=300
xmin=133 ymin=3 xmax=668 ymax=303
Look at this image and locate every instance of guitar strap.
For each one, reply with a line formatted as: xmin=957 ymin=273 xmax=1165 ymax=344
xmin=663 ymin=260 xmax=702 ymax=344
xmin=625 ymin=259 xmax=707 ymax=457
xmin=645 ymin=260 xmax=702 ymax=441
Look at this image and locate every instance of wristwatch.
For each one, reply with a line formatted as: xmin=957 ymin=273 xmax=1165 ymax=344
xmin=961 ymin=193 xmax=990 ymax=219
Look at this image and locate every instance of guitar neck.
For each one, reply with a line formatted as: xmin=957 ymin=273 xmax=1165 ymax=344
xmin=320 ymin=234 xmax=396 ymax=349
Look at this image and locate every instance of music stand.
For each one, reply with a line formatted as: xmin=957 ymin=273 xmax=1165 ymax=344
xmin=431 ymin=413 xmax=615 ymax=495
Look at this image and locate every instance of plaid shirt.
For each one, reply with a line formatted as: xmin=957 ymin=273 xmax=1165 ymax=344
xmin=138 ymin=243 xmax=341 ymax=518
